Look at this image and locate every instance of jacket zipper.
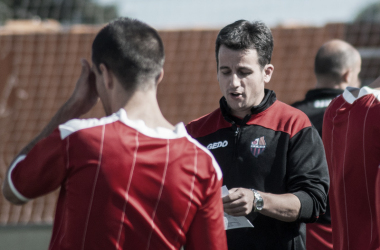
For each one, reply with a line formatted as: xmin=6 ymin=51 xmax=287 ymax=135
xmin=233 ymin=126 xmax=241 ymax=162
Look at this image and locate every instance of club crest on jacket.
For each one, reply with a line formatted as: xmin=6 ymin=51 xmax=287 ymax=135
xmin=250 ymin=136 xmax=266 ymax=158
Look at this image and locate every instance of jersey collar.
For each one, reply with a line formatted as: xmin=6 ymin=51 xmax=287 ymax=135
xmin=343 ymin=86 xmax=380 ymax=104
xmin=117 ymin=109 xmax=187 ymax=139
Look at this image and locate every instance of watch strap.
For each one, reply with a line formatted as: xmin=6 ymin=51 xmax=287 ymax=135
xmin=251 ymin=189 xmax=263 ymax=212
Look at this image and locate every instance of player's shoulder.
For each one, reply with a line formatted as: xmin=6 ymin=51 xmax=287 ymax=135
xmin=186 ymin=108 xmax=230 ymax=138
xmin=58 ymin=113 xmax=120 ymax=140
xmin=356 ymin=87 xmax=380 ymax=106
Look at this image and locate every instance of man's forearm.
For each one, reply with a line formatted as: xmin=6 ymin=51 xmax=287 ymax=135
xmin=3 ymin=59 xmax=98 ymax=205
xmin=17 ymin=59 xmax=97 ymax=156
xmin=258 ymin=192 xmax=301 ymax=222
xmin=18 ymin=99 xmax=82 ymax=156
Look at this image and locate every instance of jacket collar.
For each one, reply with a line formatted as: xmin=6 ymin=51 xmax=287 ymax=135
xmin=220 ymin=89 xmax=277 ymax=125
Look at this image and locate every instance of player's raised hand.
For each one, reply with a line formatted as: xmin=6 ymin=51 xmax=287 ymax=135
xmin=222 ymin=188 xmax=255 ymax=216
xmin=67 ymin=59 xmax=99 ymax=116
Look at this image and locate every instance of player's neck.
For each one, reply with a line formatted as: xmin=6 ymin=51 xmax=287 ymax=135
xmin=122 ymin=90 xmax=175 ymax=130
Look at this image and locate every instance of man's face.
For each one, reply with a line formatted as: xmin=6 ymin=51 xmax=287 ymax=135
xmin=217 ymin=45 xmax=273 ymax=118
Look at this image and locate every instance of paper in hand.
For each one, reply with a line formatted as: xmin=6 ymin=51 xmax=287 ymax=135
xmin=221 ymin=185 xmax=254 ymax=230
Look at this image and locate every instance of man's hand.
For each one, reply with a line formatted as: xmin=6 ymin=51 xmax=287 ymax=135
xmin=222 ymin=188 xmax=255 ymax=216
xmin=66 ymin=59 xmax=99 ymax=117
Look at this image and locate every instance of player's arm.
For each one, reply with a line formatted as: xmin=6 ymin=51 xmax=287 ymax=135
xmin=185 ymin=160 xmax=227 ymax=250
xmin=2 ymin=59 xmax=98 ymax=205
xmin=223 ymin=188 xmax=301 ymax=222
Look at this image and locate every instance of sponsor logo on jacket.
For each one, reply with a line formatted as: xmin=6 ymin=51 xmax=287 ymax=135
xmin=207 ymin=140 xmax=228 ymax=150
xmin=314 ymin=99 xmax=332 ymax=108
xmin=250 ymin=136 xmax=266 ymax=157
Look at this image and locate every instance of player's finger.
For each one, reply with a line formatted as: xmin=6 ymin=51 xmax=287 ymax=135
xmin=222 ymin=188 xmax=245 ymax=203
xmin=224 ymin=206 xmax=247 ymax=216
xmin=227 ymin=189 xmax=245 ymax=201
xmin=223 ymin=198 xmax=245 ymax=209
xmin=222 ymin=192 xmax=240 ymax=203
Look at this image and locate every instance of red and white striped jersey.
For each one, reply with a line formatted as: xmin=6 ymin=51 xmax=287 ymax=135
xmin=8 ymin=108 xmax=227 ymax=250
xmin=323 ymin=86 xmax=380 ymax=250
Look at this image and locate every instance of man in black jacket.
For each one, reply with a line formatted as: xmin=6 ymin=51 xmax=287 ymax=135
xmin=292 ymin=39 xmax=361 ymax=250
xmin=186 ymin=20 xmax=329 ymax=250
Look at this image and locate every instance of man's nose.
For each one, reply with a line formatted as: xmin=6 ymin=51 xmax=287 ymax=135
xmin=230 ymin=74 xmax=240 ymax=87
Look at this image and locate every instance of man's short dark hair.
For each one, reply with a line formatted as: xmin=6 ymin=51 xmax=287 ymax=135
xmin=92 ymin=17 xmax=165 ymax=91
xmin=215 ymin=20 xmax=274 ymax=69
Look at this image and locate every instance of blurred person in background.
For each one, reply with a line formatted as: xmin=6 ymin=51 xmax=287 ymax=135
xmin=292 ymin=39 xmax=361 ymax=250
xmin=186 ymin=19 xmax=329 ymax=250
xmin=2 ymin=17 xmax=227 ymax=250
xmin=323 ymin=72 xmax=380 ymax=250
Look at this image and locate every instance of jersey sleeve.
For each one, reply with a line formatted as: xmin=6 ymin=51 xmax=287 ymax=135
xmin=8 ymin=128 xmax=68 ymax=201
xmin=184 ymin=156 xmax=227 ymax=250
xmin=287 ymin=126 xmax=330 ymax=223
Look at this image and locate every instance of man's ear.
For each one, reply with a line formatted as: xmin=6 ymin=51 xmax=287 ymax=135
xmin=263 ymin=64 xmax=274 ymax=84
xmin=342 ymin=69 xmax=350 ymax=83
xmin=99 ymin=63 xmax=113 ymax=89
xmin=156 ymin=69 xmax=164 ymax=86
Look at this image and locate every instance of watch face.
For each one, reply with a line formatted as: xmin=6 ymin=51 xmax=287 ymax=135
xmin=256 ymin=198 xmax=263 ymax=209
xmin=254 ymin=191 xmax=263 ymax=211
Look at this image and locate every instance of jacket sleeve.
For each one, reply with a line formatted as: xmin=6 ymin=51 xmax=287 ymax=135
xmin=287 ymin=126 xmax=329 ymax=223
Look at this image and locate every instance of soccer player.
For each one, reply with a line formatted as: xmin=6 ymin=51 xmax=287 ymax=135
xmin=186 ymin=20 xmax=329 ymax=250
xmin=292 ymin=39 xmax=361 ymax=250
xmin=323 ymin=75 xmax=380 ymax=250
xmin=2 ymin=18 xmax=227 ymax=250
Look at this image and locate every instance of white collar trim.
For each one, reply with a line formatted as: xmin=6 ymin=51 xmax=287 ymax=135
xmin=59 ymin=108 xmax=187 ymax=140
xmin=116 ymin=109 xmax=187 ymax=139
xmin=342 ymin=86 xmax=380 ymax=104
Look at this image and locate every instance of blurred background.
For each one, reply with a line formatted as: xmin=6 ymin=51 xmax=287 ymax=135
xmin=0 ymin=0 xmax=379 ymax=249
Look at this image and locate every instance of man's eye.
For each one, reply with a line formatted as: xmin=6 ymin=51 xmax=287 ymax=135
xmin=221 ymin=71 xmax=230 ymax=75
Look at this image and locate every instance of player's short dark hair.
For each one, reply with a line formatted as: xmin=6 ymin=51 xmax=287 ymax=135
xmin=314 ymin=43 xmax=356 ymax=82
xmin=92 ymin=17 xmax=165 ymax=91
xmin=215 ymin=20 xmax=273 ymax=69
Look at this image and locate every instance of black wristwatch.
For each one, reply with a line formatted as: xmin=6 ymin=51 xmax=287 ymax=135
xmin=251 ymin=189 xmax=264 ymax=212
